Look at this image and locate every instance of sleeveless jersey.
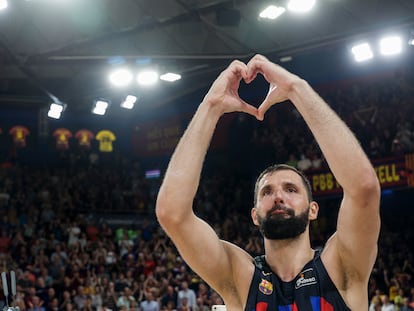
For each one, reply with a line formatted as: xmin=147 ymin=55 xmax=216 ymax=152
xmin=244 ymin=251 xmax=351 ymax=311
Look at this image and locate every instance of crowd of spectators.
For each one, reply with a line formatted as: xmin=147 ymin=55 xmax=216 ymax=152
xmin=0 ymin=68 xmax=413 ymax=311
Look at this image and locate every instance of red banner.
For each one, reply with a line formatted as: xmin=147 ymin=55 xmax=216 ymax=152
xmin=307 ymin=154 xmax=414 ymax=197
xmin=131 ymin=113 xmax=234 ymax=157
xmin=132 ymin=118 xmax=183 ymax=157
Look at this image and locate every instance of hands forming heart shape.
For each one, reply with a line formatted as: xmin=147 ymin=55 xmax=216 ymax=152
xmin=204 ymin=54 xmax=301 ymax=121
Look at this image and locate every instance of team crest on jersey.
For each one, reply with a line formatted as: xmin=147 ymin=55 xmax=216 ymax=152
xmin=259 ymin=278 xmax=273 ymax=295
xmin=295 ymin=268 xmax=317 ymax=289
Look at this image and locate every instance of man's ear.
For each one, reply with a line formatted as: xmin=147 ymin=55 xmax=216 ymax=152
xmin=309 ymin=201 xmax=319 ymax=220
xmin=251 ymin=207 xmax=259 ymax=226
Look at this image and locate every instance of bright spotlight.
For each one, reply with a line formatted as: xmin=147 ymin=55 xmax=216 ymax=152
xmin=109 ymin=69 xmax=133 ymax=87
xmin=160 ymin=72 xmax=181 ymax=82
xmin=379 ymin=36 xmax=402 ymax=56
xmin=137 ymin=70 xmax=159 ymax=86
xmin=287 ymin=0 xmax=315 ymax=13
xmin=259 ymin=5 xmax=286 ymax=20
xmin=120 ymin=95 xmax=138 ymax=109
xmin=351 ymin=43 xmax=373 ymax=62
xmin=0 ymin=0 xmax=8 ymax=10
xmin=409 ymin=32 xmax=414 ymax=46
xmin=47 ymin=102 xmax=66 ymax=120
xmin=92 ymin=99 xmax=110 ymax=115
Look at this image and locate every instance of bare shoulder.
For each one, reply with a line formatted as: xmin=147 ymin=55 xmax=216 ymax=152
xmin=218 ymin=240 xmax=255 ymax=309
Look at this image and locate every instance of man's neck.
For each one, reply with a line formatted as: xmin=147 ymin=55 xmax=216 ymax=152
xmin=264 ymin=235 xmax=314 ymax=282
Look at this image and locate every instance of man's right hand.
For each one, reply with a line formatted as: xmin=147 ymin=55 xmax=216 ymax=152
xmin=202 ymin=60 xmax=259 ymax=119
xmin=246 ymin=54 xmax=302 ymax=120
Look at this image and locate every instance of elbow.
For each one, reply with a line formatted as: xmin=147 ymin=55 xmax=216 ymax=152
xmin=155 ymin=192 xmax=187 ymax=228
xmin=353 ymin=168 xmax=381 ymax=204
xmin=364 ymin=168 xmax=381 ymax=195
xmin=155 ymin=194 xmax=172 ymax=226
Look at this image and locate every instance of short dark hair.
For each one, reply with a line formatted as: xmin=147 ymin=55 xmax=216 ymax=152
xmin=253 ymin=164 xmax=313 ymax=206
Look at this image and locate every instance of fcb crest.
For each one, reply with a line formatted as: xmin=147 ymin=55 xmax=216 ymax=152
xmin=259 ymin=278 xmax=273 ymax=295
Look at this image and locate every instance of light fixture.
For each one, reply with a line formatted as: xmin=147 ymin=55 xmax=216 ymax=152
xmin=351 ymin=43 xmax=373 ymax=62
xmin=379 ymin=35 xmax=402 ymax=56
xmin=160 ymin=72 xmax=181 ymax=82
xmin=120 ymin=95 xmax=138 ymax=109
xmin=0 ymin=0 xmax=8 ymax=10
xmin=409 ymin=32 xmax=414 ymax=46
xmin=259 ymin=5 xmax=286 ymax=20
xmin=109 ymin=69 xmax=133 ymax=87
xmin=92 ymin=99 xmax=110 ymax=115
xmin=47 ymin=102 xmax=66 ymax=120
xmin=280 ymin=56 xmax=292 ymax=62
xmin=137 ymin=70 xmax=159 ymax=86
xmin=287 ymin=0 xmax=315 ymax=13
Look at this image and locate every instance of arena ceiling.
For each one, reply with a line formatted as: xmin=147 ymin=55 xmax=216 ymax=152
xmin=0 ymin=0 xmax=413 ymax=114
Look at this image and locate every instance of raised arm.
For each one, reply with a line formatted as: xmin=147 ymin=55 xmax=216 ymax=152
xmin=155 ymin=61 xmax=257 ymax=305
xmin=246 ymin=55 xmax=381 ymax=304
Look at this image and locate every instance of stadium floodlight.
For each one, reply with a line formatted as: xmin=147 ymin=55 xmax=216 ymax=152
xmin=160 ymin=72 xmax=181 ymax=82
xmin=137 ymin=70 xmax=159 ymax=86
xmin=47 ymin=102 xmax=66 ymax=120
xmin=287 ymin=0 xmax=315 ymax=13
xmin=92 ymin=99 xmax=110 ymax=115
xmin=259 ymin=5 xmax=286 ymax=20
xmin=351 ymin=43 xmax=373 ymax=62
xmin=109 ymin=69 xmax=133 ymax=87
xmin=379 ymin=35 xmax=402 ymax=56
xmin=409 ymin=31 xmax=414 ymax=46
xmin=280 ymin=56 xmax=293 ymax=63
xmin=0 ymin=0 xmax=8 ymax=10
xmin=120 ymin=95 xmax=138 ymax=109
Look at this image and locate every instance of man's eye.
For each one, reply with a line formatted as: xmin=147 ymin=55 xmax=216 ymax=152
xmin=287 ymin=188 xmax=296 ymax=193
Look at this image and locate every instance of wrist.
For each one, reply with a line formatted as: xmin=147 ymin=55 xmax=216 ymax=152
xmin=287 ymin=78 xmax=308 ymax=101
xmin=198 ymin=99 xmax=223 ymax=122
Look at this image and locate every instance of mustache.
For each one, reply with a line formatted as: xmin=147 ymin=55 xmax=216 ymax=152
xmin=267 ymin=204 xmax=294 ymax=217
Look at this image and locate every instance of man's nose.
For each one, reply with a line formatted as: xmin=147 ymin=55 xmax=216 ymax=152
xmin=272 ymin=189 xmax=284 ymax=203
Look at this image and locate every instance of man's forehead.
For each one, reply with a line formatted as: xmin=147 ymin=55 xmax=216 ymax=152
xmin=259 ymin=170 xmax=302 ymax=187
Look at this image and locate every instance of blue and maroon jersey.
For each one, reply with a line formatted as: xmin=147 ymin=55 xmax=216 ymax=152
xmin=245 ymin=251 xmax=351 ymax=311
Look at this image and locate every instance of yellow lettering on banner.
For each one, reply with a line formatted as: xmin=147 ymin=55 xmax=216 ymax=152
xmin=376 ymin=164 xmax=400 ymax=184
xmin=312 ymin=173 xmax=340 ymax=192
xmin=310 ymin=163 xmax=404 ymax=194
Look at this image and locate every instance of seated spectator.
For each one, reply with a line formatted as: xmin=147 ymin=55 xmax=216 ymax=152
xmin=101 ymin=282 xmax=117 ymax=311
xmin=74 ymin=286 xmax=88 ymax=310
xmin=177 ymin=297 xmax=192 ymax=311
xmin=27 ymin=295 xmax=46 ymax=311
xmin=59 ymin=290 xmax=73 ymax=311
xmin=161 ymin=285 xmax=177 ymax=309
xmin=47 ymin=297 xmax=60 ymax=311
xmin=401 ymin=297 xmax=414 ymax=311
xmin=369 ymin=296 xmax=382 ymax=311
xmin=193 ymin=297 xmax=209 ymax=311
xmin=140 ymin=292 xmax=159 ymax=311
xmin=177 ymin=282 xmax=196 ymax=309
xmin=382 ymin=295 xmax=397 ymax=311
xmin=81 ymin=296 xmax=96 ymax=311
xmin=116 ymin=287 xmax=136 ymax=310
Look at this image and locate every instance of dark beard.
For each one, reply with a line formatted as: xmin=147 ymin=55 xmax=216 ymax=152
xmin=257 ymin=205 xmax=309 ymax=240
